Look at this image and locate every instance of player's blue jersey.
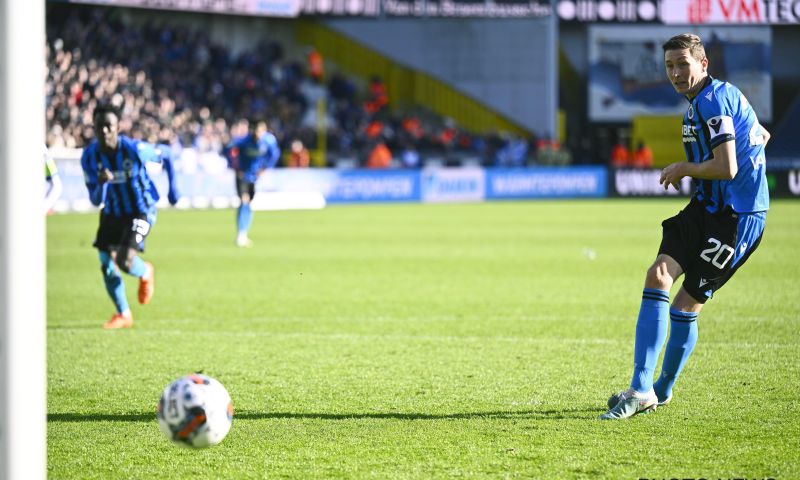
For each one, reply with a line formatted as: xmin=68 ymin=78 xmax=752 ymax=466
xmin=225 ymin=132 xmax=281 ymax=183
xmin=682 ymin=77 xmax=769 ymax=214
xmin=81 ymin=136 xmax=162 ymax=217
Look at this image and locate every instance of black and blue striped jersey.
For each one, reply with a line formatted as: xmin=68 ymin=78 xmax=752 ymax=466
xmin=81 ymin=136 xmax=164 ymax=217
xmin=682 ymin=77 xmax=769 ymax=214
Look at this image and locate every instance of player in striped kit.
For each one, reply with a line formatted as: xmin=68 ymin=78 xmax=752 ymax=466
xmin=81 ymin=103 xmax=180 ymax=329
xmin=601 ymin=33 xmax=771 ymax=419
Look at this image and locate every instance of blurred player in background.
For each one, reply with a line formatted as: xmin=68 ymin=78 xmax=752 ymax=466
xmin=223 ymin=119 xmax=281 ymax=247
xmin=44 ymin=145 xmax=62 ymax=214
xmin=601 ymin=33 xmax=771 ymax=419
xmin=81 ymin=102 xmax=180 ymax=329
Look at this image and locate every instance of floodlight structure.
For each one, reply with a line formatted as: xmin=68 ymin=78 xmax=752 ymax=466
xmin=0 ymin=1 xmax=47 ymax=479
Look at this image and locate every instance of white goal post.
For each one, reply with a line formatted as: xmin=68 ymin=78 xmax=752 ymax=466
xmin=0 ymin=1 xmax=47 ymax=479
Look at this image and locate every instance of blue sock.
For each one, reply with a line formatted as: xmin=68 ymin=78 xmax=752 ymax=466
xmin=99 ymin=251 xmax=129 ymax=314
xmin=128 ymin=255 xmax=146 ymax=278
xmin=237 ymin=203 xmax=252 ymax=235
xmin=630 ymin=288 xmax=670 ymax=393
xmin=653 ymin=309 xmax=699 ymax=401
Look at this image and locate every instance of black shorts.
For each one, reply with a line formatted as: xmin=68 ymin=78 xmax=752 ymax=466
xmin=93 ymin=213 xmax=152 ymax=253
xmin=236 ymin=175 xmax=255 ymax=199
xmin=658 ymin=199 xmax=763 ymax=303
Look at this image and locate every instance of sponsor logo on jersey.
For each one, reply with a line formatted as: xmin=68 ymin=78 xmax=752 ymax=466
xmin=707 ymin=115 xmax=735 ymax=140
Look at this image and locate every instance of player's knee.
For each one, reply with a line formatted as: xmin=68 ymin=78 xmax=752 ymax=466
xmin=115 ymin=253 xmax=133 ymax=274
xmin=645 ymin=262 xmax=673 ymax=290
xmin=99 ymin=251 xmax=117 ymax=277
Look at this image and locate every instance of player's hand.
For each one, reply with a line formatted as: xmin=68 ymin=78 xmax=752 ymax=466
xmin=98 ymin=168 xmax=114 ymax=184
xmin=659 ymin=162 xmax=686 ymax=191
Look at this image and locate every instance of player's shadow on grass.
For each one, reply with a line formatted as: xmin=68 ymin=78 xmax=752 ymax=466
xmin=48 ymin=407 xmax=597 ymax=423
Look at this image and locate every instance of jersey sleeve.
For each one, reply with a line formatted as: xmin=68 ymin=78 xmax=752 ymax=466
xmin=80 ymin=144 xmax=106 ymax=206
xmin=132 ymin=140 xmax=161 ymax=163
xmin=698 ymin=84 xmax=737 ymax=150
xmin=261 ymin=133 xmax=281 ymax=169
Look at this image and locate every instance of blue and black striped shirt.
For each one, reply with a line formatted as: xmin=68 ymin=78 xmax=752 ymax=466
xmin=681 ymin=76 xmax=769 ymax=214
xmin=81 ymin=136 xmax=163 ymax=217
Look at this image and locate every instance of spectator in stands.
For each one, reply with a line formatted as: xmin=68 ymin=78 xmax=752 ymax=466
xmin=307 ymin=48 xmax=324 ymax=83
xmin=288 ymin=139 xmax=311 ymax=168
xmin=610 ymin=139 xmax=631 ymax=168
xmin=632 ymin=140 xmax=654 ymax=169
xmin=364 ymin=75 xmax=389 ymax=117
xmin=366 ymin=140 xmax=392 ymax=169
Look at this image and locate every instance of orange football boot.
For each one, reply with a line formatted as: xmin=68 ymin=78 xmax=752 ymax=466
xmin=103 ymin=311 xmax=133 ymax=329
xmin=138 ymin=262 xmax=155 ymax=304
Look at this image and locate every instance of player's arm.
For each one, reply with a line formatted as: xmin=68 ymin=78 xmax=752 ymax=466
xmin=156 ymin=143 xmax=181 ymax=205
xmin=81 ymin=146 xmax=110 ymax=206
xmin=660 ymin=139 xmax=737 ymax=190
xmin=265 ymin=136 xmax=281 ymax=169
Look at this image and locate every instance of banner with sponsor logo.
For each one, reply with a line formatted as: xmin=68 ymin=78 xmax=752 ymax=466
xmin=486 ymin=167 xmax=607 ymax=199
xmin=66 ymin=0 xmax=302 ymax=17
xmin=421 ymin=167 xmax=485 ymax=203
xmin=588 ymin=25 xmax=772 ymax=122
xmin=766 ymin=169 xmax=800 ymax=197
xmin=258 ymin=168 xmax=421 ymax=203
xmin=661 ymin=0 xmax=800 ymax=25
xmin=610 ymin=168 xmax=693 ymax=197
xmin=557 ymin=0 xmax=660 ymax=22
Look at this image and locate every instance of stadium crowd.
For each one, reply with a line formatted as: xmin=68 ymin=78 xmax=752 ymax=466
xmin=45 ymin=5 xmax=570 ymax=168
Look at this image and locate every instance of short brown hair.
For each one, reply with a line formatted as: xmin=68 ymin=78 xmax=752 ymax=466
xmin=662 ymin=33 xmax=706 ymax=62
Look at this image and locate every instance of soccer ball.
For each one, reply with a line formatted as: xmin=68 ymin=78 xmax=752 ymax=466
xmin=157 ymin=373 xmax=234 ymax=448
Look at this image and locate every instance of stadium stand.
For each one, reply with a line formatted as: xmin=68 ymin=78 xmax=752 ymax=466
xmin=45 ymin=4 xmax=553 ymax=168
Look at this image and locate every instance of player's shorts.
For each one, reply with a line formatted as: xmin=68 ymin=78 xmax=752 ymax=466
xmin=93 ymin=212 xmax=154 ymax=253
xmin=236 ymin=175 xmax=255 ymax=199
xmin=658 ymin=199 xmax=766 ymax=303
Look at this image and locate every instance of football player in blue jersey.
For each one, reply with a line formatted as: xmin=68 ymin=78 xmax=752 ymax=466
xmin=81 ymin=103 xmax=180 ymax=329
xmin=601 ymin=33 xmax=771 ymax=419
xmin=223 ymin=119 xmax=281 ymax=247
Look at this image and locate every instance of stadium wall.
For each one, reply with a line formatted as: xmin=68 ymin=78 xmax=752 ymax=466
xmin=321 ymin=16 xmax=558 ymax=137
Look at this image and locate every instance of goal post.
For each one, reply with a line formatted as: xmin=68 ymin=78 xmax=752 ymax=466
xmin=0 ymin=1 xmax=47 ymax=479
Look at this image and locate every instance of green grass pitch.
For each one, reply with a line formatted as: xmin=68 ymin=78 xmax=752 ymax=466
xmin=47 ymin=200 xmax=800 ymax=479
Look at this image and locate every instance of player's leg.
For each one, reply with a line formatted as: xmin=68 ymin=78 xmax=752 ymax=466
xmin=654 ymin=210 xmax=765 ymax=404
xmin=99 ymin=248 xmax=133 ymax=329
xmin=653 ymin=287 xmax=702 ymax=404
xmin=599 ymin=254 xmax=682 ymax=419
xmin=94 ymin=214 xmax=133 ymax=328
xmin=235 ymin=176 xmax=254 ymax=247
xmin=631 ymin=255 xmax=683 ymax=393
xmin=113 ymin=215 xmax=155 ymax=305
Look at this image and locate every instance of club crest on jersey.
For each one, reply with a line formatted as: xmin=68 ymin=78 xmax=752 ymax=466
xmin=706 ymin=115 xmax=735 ymax=140
xmin=687 ymin=105 xmax=694 ymax=120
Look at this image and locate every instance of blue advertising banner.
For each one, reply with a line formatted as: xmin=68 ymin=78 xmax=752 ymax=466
xmin=486 ymin=167 xmax=607 ymax=199
xmin=421 ymin=168 xmax=485 ymax=203
xmin=326 ymin=170 xmax=421 ymax=203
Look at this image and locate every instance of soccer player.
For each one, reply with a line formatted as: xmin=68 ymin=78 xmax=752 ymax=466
xmin=44 ymin=145 xmax=63 ymax=214
xmin=81 ymin=103 xmax=179 ymax=329
xmin=223 ymin=119 xmax=281 ymax=247
xmin=600 ymin=33 xmax=770 ymax=419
